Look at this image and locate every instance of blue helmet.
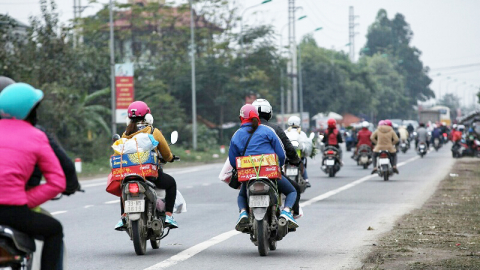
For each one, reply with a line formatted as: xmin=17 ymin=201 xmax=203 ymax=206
xmin=0 ymin=83 xmax=44 ymax=120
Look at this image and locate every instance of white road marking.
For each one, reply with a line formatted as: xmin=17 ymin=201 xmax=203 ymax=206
xmin=83 ymin=182 xmax=106 ymax=188
xmin=185 ymin=186 xmax=193 ymax=189
xmin=201 ymin=183 xmax=211 ymax=186
xmin=105 ymin=200 xmax=119 ymax=204
xmin=144 ymin=155 xmax=421 ymax=269
xmin=84 ymin=205 xmax=94 ymax=208
xmin=144 ymin=230 xmax=240 ymax=270
xmin=51 ymin=211 xmax=67 ymax=215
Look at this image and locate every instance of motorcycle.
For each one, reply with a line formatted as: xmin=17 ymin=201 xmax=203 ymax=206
xmin=116 ymin=131 xmax=180 ymax=255
xmin=400 ymin=140 xmax=409 ymax=153
xmin=285 ymin=141 xmax=307 ymax=193
xmin=417 ymin=142 xmax=428 ymax=158
xmin=376 ymin=150 xmax=393 ymax=181
xmin=344 ymin=131 xmax=355 ymax=152
xmin=442 ymin=133 xmax=449 ymax=144
xmin=356 ymin=144 xmax=372 ymax=169
xmin=321 ymin=146 xmax=341 ymax=177
xmin=433 ymin=137 xmax=441 ymax=151
xmin=451 ymin=139 xmax=480 ymax=158
xmin=241 ymin=177 xmax=291 ymax=256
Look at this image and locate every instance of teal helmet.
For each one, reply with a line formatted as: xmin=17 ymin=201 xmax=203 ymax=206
xmin=0 ymin=83 xmax=44 ymax=120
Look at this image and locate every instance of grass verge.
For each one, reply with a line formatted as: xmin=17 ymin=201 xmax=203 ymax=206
xmin=361 ymin=159 xmax=480 ymax=270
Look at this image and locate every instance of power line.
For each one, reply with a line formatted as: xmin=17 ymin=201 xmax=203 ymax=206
xmin=431 ymin=63 xmax=480 ymax=71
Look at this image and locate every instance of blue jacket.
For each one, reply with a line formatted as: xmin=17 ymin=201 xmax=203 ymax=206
xmin=432 ymin=128 xmax=442 ymax=138
xmin=229 ymin=123 xmax=286 ymax=168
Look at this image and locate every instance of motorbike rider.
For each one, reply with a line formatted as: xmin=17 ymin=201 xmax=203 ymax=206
xmin=0 ymin=83 xmax=66 ymax=270
xmin=115 ymin=101 xmax=179 ymax=230
xmin=252 ymin=99 xmax=304 ymax=215
xmin=284 ymin=115 xmax=312 ymax=188
xmin=407 ymin=123 xmax=414 ymax=137
xmin=353 ymin=121 xmax=372 ymax=158
xmin=322 ymin=118 xmax=344 ymax=164
xmin=398 ymin=125 xmax=409 ymax=145
xmin=0 ymin=76 xmax=81 ymax=195
xmin=230 ymin=104 xmax=298 ymax=231
xmin=431 ymin=124 xmax=442 ymax=147
xmin=370 ymin=120 xmax=400 ymax=174
xmin=415 ymin=123 xmax=429 ymax=149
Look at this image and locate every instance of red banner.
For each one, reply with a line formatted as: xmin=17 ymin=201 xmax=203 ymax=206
xmin=115 ymin=76 xmax=134 ymax=109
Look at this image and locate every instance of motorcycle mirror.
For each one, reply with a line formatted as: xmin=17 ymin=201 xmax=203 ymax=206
xmin=170 ymin=131 xmax=178 ymax=145
xmin=112 ymin=134 xmax=121 ymax=143
xmin=309 ymin=132 xmax=315 ymax=140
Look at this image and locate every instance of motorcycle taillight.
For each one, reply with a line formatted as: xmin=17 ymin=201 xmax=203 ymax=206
xmin=327 ymin=150 xmax=335 ymax=155
xmin=129 ymin=183 xmax=139 ymax=194
xmin=379 ymin=153 xmax=388 ymax=158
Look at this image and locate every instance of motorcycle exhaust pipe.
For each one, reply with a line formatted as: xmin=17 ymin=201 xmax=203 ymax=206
xmin=151 ymin=219 xmax=163 ymax=236
xmin=277 ymin=217 xmax=288 ymax=240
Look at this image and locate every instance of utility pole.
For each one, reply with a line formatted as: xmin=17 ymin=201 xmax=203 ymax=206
xmin=189 ymin=0 xmax=197 ymax=150
xmin=348 ymin=6 xmax=358 ymax=62
xmin=287 ymin=0 xmax=297 ymax=113
xmin=109 ymin=0 xmax=116 ymax=135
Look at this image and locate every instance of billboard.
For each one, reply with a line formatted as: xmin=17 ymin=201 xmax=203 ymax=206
xmin=115 ymin=63 xmax=134 ymax=124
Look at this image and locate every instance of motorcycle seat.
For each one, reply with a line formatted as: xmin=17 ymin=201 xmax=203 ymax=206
xmin=0 ymin=225 xmax=36 ymax=253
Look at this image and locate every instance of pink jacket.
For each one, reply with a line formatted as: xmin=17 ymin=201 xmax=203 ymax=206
xmin=0 ymin=119 xmax=65 ymax=208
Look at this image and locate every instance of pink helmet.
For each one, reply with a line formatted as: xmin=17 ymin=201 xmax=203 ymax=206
xmin=384 ymin=119 xmax=392 ymax=127
xmin=127 ymin=101 xmax=150 ymax=118
xmin=239 ymin=104 xmax=260 ymax=121
xmin=378 ymin=120 xmax=386 ymax=126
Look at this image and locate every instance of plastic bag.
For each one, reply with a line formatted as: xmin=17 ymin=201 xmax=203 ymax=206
xmin=218 ymin=157 xmax=233 ymax=184
xmin=112 ymin=133 xmax=158 ymax=154
xmin=155 ymin=190 xmax=187 ymax=214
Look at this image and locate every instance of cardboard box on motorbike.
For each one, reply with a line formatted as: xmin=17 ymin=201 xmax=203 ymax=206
xmin=235 ymin=154 xmax=281 ymax=182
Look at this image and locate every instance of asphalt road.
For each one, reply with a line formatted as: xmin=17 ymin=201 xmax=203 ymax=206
xmin=42 ymin=144 xmax=455 ymax=270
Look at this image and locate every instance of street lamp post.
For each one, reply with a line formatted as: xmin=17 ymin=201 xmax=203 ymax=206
xmin=189 ymin=0 xmax=197 ymax=150
xmin=298 ymin=27 xmax=322 ymax=129
xmin=240 ymin=0 xmax=272 ymax=77
xmin=109 ymin=0 xmax=116 ymax=136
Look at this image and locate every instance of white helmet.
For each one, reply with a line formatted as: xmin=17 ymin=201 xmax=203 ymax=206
xmin=362 ymin=121 xmax=369 ymax=128
xmin=288 ymin=116 xmax=301 ymax=127
xmin=252 ymin=99 xmax=272 ymax=120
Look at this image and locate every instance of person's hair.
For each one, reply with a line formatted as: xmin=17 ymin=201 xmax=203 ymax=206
xmin=248 ymin=118 xmax=259 ymax=134
xmin=25 ymin=104 xmax=40 ymax=125
xmin=125 ymin=116 xmax=144 ymax=135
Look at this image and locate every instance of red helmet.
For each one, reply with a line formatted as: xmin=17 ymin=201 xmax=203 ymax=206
xmin=327 ymin=118 xmax=337 ymax=129
xmin=384 ymin=119 xmax=392 ymax=127
xmin=127 ymin=101 xmax=150 ymax=118
xmin=239 ymin=104 xmax=260 ymax=122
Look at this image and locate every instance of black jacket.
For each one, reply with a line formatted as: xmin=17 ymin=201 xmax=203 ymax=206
xmin=28 ymin=125 xmax=81 ymax=195
xmin=260 ymin=116 xmax=301 ymax=165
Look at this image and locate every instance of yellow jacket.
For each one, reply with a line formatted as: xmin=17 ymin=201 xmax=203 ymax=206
xmin=122 ymin=126 xmax=173 ymax=162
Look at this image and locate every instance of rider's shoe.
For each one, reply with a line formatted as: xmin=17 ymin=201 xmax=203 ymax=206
xmin=114 ymin=215 xmax=127 ymax=231
xmin=371 ymin=168 xmax=378 ymax=175
xmin=305 ymin=179 xmax=311 ymax=188
xmin=280 ymin=210 xmax=299 ymax=229
xmin=392 ymin=167 xmax=399 ymax=174
xmin=235 ymin=211 xmax=249 ymax=232
xmin=165 ymin=215 xmax=179 ymax=229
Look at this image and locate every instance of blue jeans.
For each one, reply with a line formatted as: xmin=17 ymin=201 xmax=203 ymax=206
xmin=238 ymin=176 xmax=297 ymax=211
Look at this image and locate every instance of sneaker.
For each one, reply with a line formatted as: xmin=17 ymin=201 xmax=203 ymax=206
xmin=165 ymin=215 xmax=178 ymax=229
xmin=305 ymin=180 xmax=311 ymax=188
xmin=114 ymin=216 xmax=127 ymax=231
xmin=235 ymin=211 xmax=249 ymax=232
xmin=371 ymin=168 xmax=378 ymax=175
xmin=280 ymin=210 xmax=299 ymax=229
xmin=392 ymin=167 xmax=399 ymax=174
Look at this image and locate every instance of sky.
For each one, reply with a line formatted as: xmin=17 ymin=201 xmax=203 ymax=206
xmin=1 ymin=0 xmax=480 ymax=107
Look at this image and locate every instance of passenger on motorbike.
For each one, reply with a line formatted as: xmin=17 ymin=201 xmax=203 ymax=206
xmin=370 ymin=120 xmax=400 ymax=174
xmin=115 ymin=101 xmax=179 ymax=230
xmin=0 ymin=76 xmax=81 ymax=195
xmin=353 ymin=121 xmax=372 ymax=158
xmin=415 ymin=123 xmax=429 ymax=149
xmin=398 ymin=125 xmax=409 ymax=144
xmin=284 ymin=116 xmax=312 ymax=187
xmin=431 ymin=124 xmax=442 ymax=147
xmin=321 ymin=118 xmax=344 ymax=164
xmin=0 ymin=83 xmax=66 ymax=270
xmin=252 ymin=99 xmax=304 ymax=215
xmin=229 ymin=104 xmax=298 ymax=231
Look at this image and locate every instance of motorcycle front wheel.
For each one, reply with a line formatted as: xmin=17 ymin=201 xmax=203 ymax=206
xmin=256 ymin=219 xmax=269 ymax=256
xmin=132 ymin=215 xmax=147 ymax=255
xmin=150 ymin=236 xmax=160 ymax=249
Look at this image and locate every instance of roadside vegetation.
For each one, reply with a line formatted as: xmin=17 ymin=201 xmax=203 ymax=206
xmin=361 ymin=159 xmax=480 ymax=269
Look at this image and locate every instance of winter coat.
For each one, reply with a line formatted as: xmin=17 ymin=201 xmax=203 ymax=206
xmin=122 ymin=126 xmax=173 ymax=162
xmin=229 ymin=123 xmax=286 ymax=168
xmin=322 ymin=128 xmax=343 ymax=147
xmin=398 ymin=127 xmax=409 ymax=141
xmin=284 ymin=127 xmax=313 ymax=157
xmin=260 ymin=116 xmax=301 ymax=165
xmin=370 ymin=125 xmax=399 ymax=153
xmin=0 ymin=119 xmax=66 ymax=207
xmin=416 ymin=127 xmax=429 ymax=143
xmin=356 ymin=128 xmax=372 ymax=147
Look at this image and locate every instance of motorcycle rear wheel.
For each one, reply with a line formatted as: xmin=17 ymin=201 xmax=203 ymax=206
xmin=150 ymin=237 xmax=160 ymax=249
xmin=132 ymin=216 xmax=147 ymax=255
xmin=363 ymin=164 xmax=368 ymax=169
xmin=328 ymin=170 xmax=335 ymax=177
xmin=256 ymin=219 xmax=269 ymax=256
xmin=268 ymin=238 xmax=277 ymax=250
